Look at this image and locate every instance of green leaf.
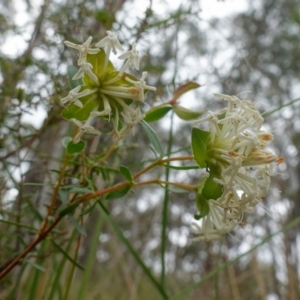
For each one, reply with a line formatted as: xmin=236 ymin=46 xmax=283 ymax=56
xmin=59 ymin=188 xmax=69 ymax=205
xmin=173 ymin=105 xmax=203 ymax=120
xmin=120 ymin=165 xmax=133 ymax=182
xmin=25 ymin=260 xmax=46 ymax=272
xmin=68 ymin=214 xmax=87 ymax=237
xmin=67 ymin=141 xmax=86 ymax=153
xmin=0 ymin=219 xmax=37 ymax=231
xmin=27 ymin=200 xmax=44 ymax=221
xmin=172 ymin=81 xmax=201 ymax=103
xmin=50 ymin=240 xmax=84 ymax=271
xmin=195 ymin=194 xmax=210 ymax=220
xmin=69 ymin=187 xmax=93 ymax=194
xmin=191 ymin=127 xmax=210 ymax=168
xmin=139 ymin=120 xmax=163 ymax=157
xmin=144 ymin=106 xmax=172 ymax=122
xmin=80 ymin=202 xmax=97 ymax=216
xmin=67 ymin=65 xmax=83 ymax=89
xmin=201 ymin=174 xmax=223 ymax=200
xmin=58 ymin=202 xmax=79 ymax=217
xmin=106 ymin=185 xmax=131 ymax=200
xmin=62 ymin=136 xmax=72 ymax=148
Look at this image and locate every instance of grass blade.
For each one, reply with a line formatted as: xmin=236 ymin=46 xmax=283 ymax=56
xmin=262 ymin=97 xmax=300 ymax=117
xmin=77 ymin=206 xmax=104 ymax=300
xmin=97 ymin=201 xmax=169 ymax=299
xmin=50 ymin=239 xmax=84 ymax=271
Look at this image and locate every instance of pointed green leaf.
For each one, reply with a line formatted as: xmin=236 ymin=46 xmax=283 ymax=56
xmin=62 ymin=136 xmax=72 ymax=148
xmin=50 ymin=240 xmax=84 ymax=271
xmin=120 ymin=165 xmax=133 ymax=182
xmin=191 ymin=127 xmax=210 ymax=168
xmin=58 ymin=202 xmax=79 ymax=217
xmin=68 ymin=214 xmax=87 ymax=237
xmin=80 ymin=202 xmax=97 ymax=216
xmin=144 ymin=106 xmax=172 ymax=122
xmin=25 ymin=260 xmax=46 ymax=272
xmin=139 ymin=120 xmax=163 ymax=157
xmin=173 ymin=105 xmax=203 ymax=120
xmin=202 ymin=174 xmax=223 ymax=200
xmin=0 ymin=219 xmax=37 ymax=231
xmin=69 ymin=187 xmax=93 ymax=194
xmin=106 ymin=185 xmax=131 ymax=200
xmin=59 ymin=188 xmax=69 ymax=205
xmin=172 ymin=81 xmax=201 ymax=103
xmin=67 ymin=65 xmax=83 ymax=88
xmin=67 ymin=141 xmax=86 ymax=153
xmin=195 ymin=194 xmax=210 ymax=220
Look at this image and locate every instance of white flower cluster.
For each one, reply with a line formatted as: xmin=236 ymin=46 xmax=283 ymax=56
xmin=62 ymin=31 xmax=156 ymax=143
xmin=191 ymin=93 xmax=282 ymax=241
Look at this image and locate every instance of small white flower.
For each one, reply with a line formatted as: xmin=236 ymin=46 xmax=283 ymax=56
xmin=71 ymin=112 xmax=101 ymax=143
xmin=118 ymin=42 xmax=144 ymax=75
xmin=194 ymin=111 xmax=221 ymax=142
xmin=120 ymin=107 xmax=145 ymax=135
xmin=125 ymin=72 xmax=156 ymax=102
xmin=72 ymin=62 xmax=99 ymax=84
xmin=64 ymin=36 xmax=99 ymax=65
xmin=95 ymin=31 xmax=124 ymax=55
xmin=61 ymin=86 xmax=97 ymax=108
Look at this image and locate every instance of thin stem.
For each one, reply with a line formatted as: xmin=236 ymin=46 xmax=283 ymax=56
xmin=133 ymin=155 xmax=193 ymax=179
xmin=40 ymin=153 xmax=70 ymax=234
xmin=77 ymin=179 xmax=196 ymax=204
xmin=97 ymin=133 xmax=126 ymax=166
xmin=158 ymin=180 xmax=196 ymax=191
xmin=161 ymin=111 xmax=174 ymax=287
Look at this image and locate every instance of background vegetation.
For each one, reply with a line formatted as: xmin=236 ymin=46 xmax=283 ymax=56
xmin=0 ymin=0 xmax=300 ymax=299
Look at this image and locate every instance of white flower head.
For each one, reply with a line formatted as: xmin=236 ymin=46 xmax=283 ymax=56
xmin=192 ymin=93 xmax=282 ymax=241
xmin=125 ymin=72 xmax=157 ymax=102
xmin=62 ymin=34 xmax=156 ymax=141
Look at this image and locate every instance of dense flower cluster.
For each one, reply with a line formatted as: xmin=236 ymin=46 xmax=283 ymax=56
xmin=191 ymin=93 xmax=282 ymax=241
xmin=61 ymin=32 xmax=156 ymax=143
